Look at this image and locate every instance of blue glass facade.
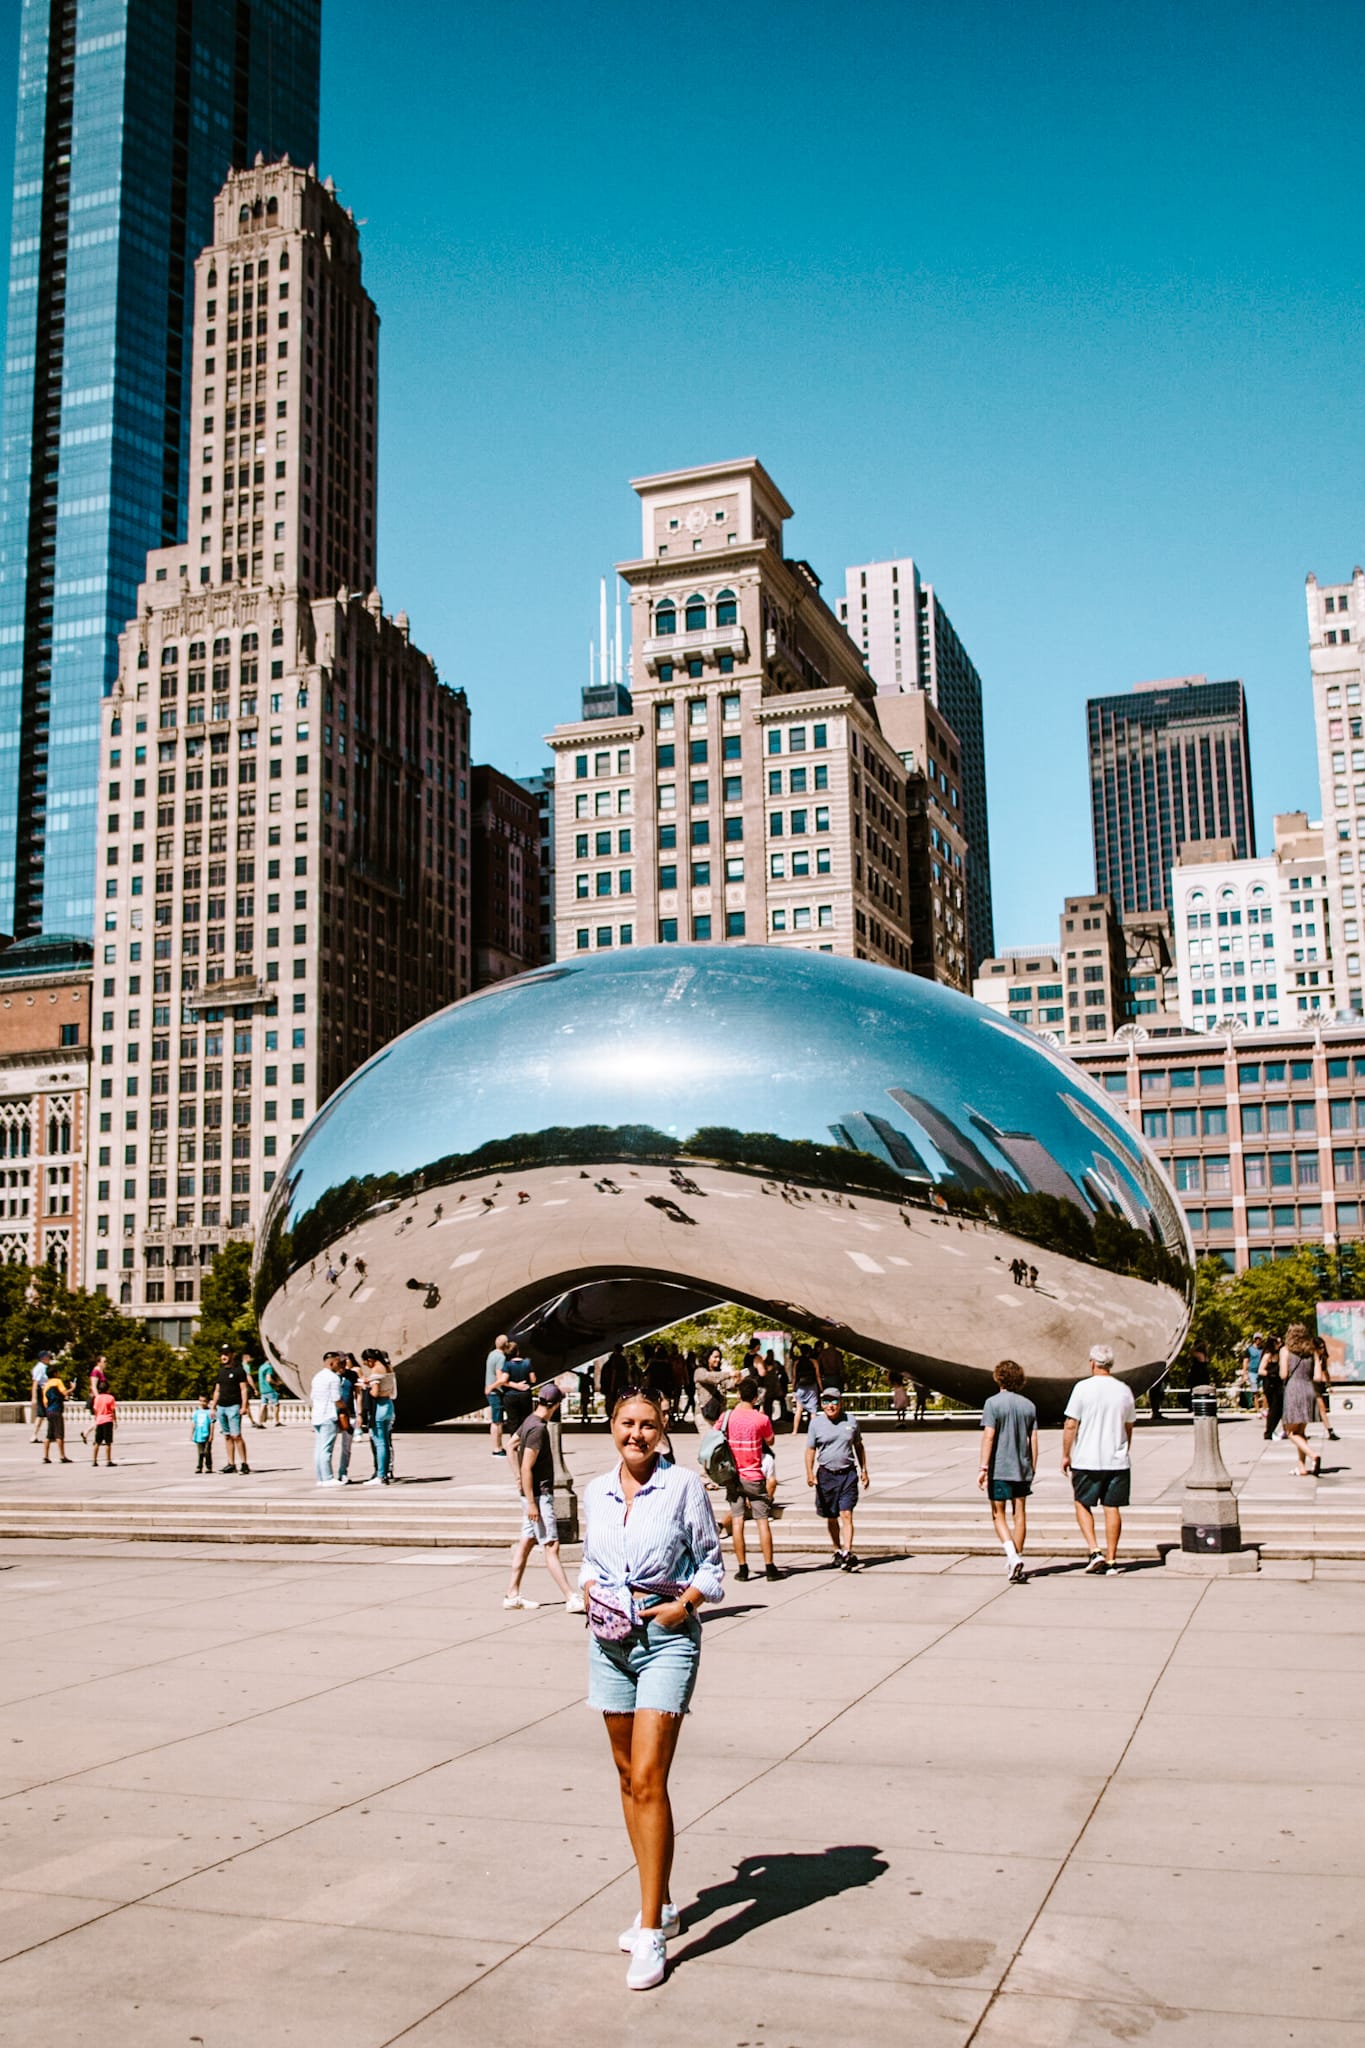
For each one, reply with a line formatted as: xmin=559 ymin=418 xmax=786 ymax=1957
xmin=0 ymin=0 xmax=318 ymax=938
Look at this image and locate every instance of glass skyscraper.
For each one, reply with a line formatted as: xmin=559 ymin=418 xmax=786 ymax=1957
xmin=0 ymin=0 xmax=319 ymax=937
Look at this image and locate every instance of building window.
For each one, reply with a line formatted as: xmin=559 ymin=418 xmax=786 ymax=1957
xmin=725 ymin=912 xmax=745 ymax=937
xmin=659 ymin=918 xmax=678 ymax=943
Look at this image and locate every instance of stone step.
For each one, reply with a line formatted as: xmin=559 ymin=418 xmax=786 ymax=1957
xmin=1 ymin=1498 xmax=1363 ymax=1558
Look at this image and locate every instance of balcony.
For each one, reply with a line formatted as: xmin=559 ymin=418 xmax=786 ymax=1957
xmin=641 ymin=626 xmax=747 ymax=675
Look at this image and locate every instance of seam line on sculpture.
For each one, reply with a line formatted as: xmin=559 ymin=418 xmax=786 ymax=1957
xmin=961 ymin=1577 xmax=1212 ymax=2045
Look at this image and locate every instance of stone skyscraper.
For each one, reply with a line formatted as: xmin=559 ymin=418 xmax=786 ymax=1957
xmin=0 ymin=0 xmax=320 ymax=939
xmin=1087 ymin=676 xmax=1255 ymax=916
xmin=546 ymin=460 xmax=916 ymax=975
xmin=839 ymin=557 xmax=993 ymax=973
xmin=1306 ymin=567 xmax=1365 ymax=1017
xmin=85 ymin=162 xmax=470 ymax=1330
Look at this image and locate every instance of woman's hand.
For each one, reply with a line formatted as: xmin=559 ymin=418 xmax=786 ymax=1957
xmin=646 ymin=1598 xmax=692 ymax=1631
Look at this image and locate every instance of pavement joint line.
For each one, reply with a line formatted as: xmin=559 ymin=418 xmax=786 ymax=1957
xmin=371 ymin=1568 xmax=1014 ymax=2041
xmin=0 ymin=1559 xmax=561 ymax=1758
xmin=0 ymin=1641 xmax=594 ymax=1976
xmin=961 ymin=1577 xmax=1212 ymax=2047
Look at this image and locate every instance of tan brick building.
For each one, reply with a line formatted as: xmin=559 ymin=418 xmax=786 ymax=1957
xmin=547 ymin=460 xmax=914 ymax=966
xmin=0 ymin=935 xmax=92 ymax=1282
xmin=86 ymin=162 xmax=469 ymax=1334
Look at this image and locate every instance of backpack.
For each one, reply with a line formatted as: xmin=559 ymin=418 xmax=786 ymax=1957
xmin=697 ymin=1411 xmax=739 ymax=1489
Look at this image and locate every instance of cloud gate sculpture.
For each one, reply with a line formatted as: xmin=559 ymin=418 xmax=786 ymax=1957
xmin=254 ymin=947 xmax=1193 ymax=1423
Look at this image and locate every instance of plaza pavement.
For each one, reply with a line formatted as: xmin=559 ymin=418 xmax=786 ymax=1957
xmin=0 ymin=1523 xmax=1363 ymax=2044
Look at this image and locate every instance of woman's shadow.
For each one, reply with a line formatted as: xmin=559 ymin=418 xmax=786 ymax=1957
xmin=672 ymin=1845 xmax=887 ymax=1963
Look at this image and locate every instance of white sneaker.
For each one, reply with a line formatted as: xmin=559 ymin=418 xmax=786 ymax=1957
xmin=564 ymin=1595 xmax=586 ymax=1614
xmin=618 ymin=1902 xmax=679 ymax=1952
xmin=502 ymin=1594 xmax=540 ymax=1610
xmin=626 ymin=1927 xmax=667 ymax=1990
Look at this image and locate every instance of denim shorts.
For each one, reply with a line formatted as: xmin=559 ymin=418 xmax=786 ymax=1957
xmin=587 ymin=1612 xmax=701 ymax=1715
xmin=487 ymin=1389 xmax=504 ymax=1423
xmin=217 ymin=1404 xmax=242 ymax=1436
xmin=521 ymin=1490 xmax=558 ymax=1545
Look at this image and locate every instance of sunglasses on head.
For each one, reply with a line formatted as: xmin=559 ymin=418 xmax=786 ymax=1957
xmin=617 ymin=1385 xmax=668 ymax=1405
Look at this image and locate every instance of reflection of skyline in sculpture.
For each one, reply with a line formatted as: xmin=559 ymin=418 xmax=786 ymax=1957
xmin=254 ymin=946 xmax=1193 ymax=1423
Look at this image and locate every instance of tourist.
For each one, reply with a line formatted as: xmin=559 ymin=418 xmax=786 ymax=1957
xmin=500 ymin=1339 xmax=536 ymax=1442
xmin=503 ymin=1383 xmax=584 ymax=1612
xmin=334 ymin=1353 xmax=360 ymax=1484
xmin=257 ymin=1352 xmax=284 ymax=1425
xmin=1312 ymin=1335 xmax=1340 ymax=1442
xmin=39 ymin=1365 xmax=72 ymax=1465
xmin=484 ymin=1333 xmax=510 ymax=1456
xmin=214 ymin=1347 xmax=256 ymax=1474
xmin=1061 ymin=1343 xmax=1136 ymax=1573
xmin=888 ymin=1367 xmax=909 ymax=1428
xmin=789 ymin=1346 xmax=821 ymax=1435
xmin=310 ymin=1352 xmax=343 ymax=1486
xmin=361 ymin=1349 xmax=397 ymax=1484
xmin=601 ymin=1345 xmax=630 ymax=1414
xmin=579 ymin=1388 xmax=724 ymax=1991
xmin=759 ymin=1348 xmax=789 ymax=1427
xmin=694 ymin=1344 xmax=737 ymax=1417
xmin=978 ymin=1360 xmax=1037 ymax=1582
xmin=29 ymin=1351 xmax=52 ymax=1442
xmin=90 ymin=1378 xmax=117 ymax=1467
xmin=1279 ymin=1323 xmax=1322 ymax=1478
xmin=192 ymin=1394 xmax=215 ymax=1473
xmin=723 ymin=1377 xmax=779 ymax=1583
xmin=912 ymin=1378 xmax=929 ymax=1424
xmin=1260 ymin=1331 xmax=1285 ymax=1441
xmin=805 ymin=1384 xmax=869 ymax=1571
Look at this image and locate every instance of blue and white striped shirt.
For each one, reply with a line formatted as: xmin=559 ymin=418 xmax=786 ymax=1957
xmin=579 ymin=1457 xmax=725 ymax=1617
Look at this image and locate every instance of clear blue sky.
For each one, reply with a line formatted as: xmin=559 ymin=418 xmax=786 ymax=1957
xmin=3 ymin=0 xmax=1362 ymax=947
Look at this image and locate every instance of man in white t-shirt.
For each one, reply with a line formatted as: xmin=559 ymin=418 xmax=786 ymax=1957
xmin=1062 ymin=1343 xmax=1136 ymax=1575
xmin=310 ymin=1354 xmax=344 ymax=1488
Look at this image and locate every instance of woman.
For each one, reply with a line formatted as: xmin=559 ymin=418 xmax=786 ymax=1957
xmin=888 ymin=1367 xmax=909 ymax=1429
xmin=789 ymin=1346 xmax=821 ymax=1435
xmin=1279 ymin=1323 xmax=1321 ymax=1477
xmin=361 ymin=1349 xmax=397 ymax=1484
xmin=1312 ymin=1336 xmax=1340 ymax=1442
xmin=580 ymin=1389 xmax=723 ymax=1991
xmin=1259 ymin=1332 xmax=1284 ymax=1442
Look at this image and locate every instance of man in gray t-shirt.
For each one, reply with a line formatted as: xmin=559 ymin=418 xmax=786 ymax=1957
xmin=805 ymin=1388 xmax=870 ymax=1572
xmin=978 ymin=1362 xmax=1038 ymax=1584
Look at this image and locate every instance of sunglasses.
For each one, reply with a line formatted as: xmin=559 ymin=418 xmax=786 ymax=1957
xmin=616 ymin=1385 xmax=668 ymax=1405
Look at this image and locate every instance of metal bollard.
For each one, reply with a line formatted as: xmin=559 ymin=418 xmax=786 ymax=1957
xmin=1164 ymin=1384 xmax=1258 ymax=1575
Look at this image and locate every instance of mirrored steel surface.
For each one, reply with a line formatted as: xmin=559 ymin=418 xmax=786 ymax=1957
xmin=255 ymin=947 xmax=1193 ymax=1422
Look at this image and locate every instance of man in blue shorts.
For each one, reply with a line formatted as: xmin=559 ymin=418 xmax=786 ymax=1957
xmin=978 ymin=1359 xmax=1038 ymax=1583
xmin=804 ymin=1385 xmax=870 ymax=1572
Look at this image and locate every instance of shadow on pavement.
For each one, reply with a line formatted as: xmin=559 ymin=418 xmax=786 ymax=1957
xmin=674 ymin=1845 xmax=888 ymax=1964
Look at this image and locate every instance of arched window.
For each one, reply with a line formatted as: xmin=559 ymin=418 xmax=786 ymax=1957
xmin=207 ymin=267 xmax=217 ymax=288
xmin=1250 ymin=885 xmax=1266 ymax=900
xmin=279 ymin=250 xmax=289 ymax=271
xmin=266 ymin=196 xmax=278 ymax=216
xmin=1188 ymin=889 xmax=1205 ymax=904
xmin=238 ymin=205 xmax=250 ymax=223
xmin=251 ymin=198 xmax=263 ymax=219
xmin=1219 ymin=886 xmax=1236 ymax=902
xmin=654 ymin=602 xmax=676 ymax=637
xmin=715 ymin=589 xmax=737 ymax=627
xmin=684 ymin=593 xmax=706 ymax=632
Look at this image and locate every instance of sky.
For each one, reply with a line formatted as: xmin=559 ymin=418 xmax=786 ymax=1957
xmin=3 ymin=0 xmax=1363 ymax=950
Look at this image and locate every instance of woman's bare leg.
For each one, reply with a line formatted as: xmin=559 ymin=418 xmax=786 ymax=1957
xmin=607 ymin=1709 xmax=684 ymax=1927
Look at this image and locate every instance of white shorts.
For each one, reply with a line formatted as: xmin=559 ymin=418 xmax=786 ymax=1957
xmin=521 ymin=1491 xmax=559 ymax=1546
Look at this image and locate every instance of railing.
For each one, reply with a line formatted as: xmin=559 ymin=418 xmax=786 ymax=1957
xmin=21 ymin=1400 xmax=311 ymax=1425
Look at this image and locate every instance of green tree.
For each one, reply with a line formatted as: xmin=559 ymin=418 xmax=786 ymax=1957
xmin=0 ymin=1263 xmax=184 ymax=1400
xmin=183 ymin=1240 xmax=260 ymax=1387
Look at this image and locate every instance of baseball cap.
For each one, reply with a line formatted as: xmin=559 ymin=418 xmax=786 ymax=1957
xmin=535 ymin=1380 xmax=564 ymax=1405
xmin=820 ymin=1385 xmax=843 ymax=1402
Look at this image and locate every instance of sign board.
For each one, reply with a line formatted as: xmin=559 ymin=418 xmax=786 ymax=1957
xmin=1313 ymin=1302 xmax=1365 ymax=1383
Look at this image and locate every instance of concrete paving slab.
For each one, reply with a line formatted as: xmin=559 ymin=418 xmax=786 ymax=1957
xmin=0 ymin=1782 xmax=327 ymax=1900
xmin=1121 ymin=1710 xmax=1365 ymax=1786
xmin=0 ymin=1901 xmax=514 ymax=2048
xmin=0 ymin=1885 xmax=115 ymax=1964
xmin=393 ymin=1941 xmax=990 ymax=2047
xmin=1075 ymin=1775 xmax=1365 ymax=1878
xmin=1005 ymin=1861 xmax=1365 ymax=2022
xmin=70 ymin=1724 xmax=462 ymax=1805
xmin=972 ymin=1993 xmax=1365 ymax=2045
xmin=802 ymin=1698 xmax=1136 ymax=1776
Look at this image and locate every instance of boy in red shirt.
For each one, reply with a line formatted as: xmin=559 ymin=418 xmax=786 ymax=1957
xmin=91 ymin=1384 xmax=117 ymax=1467
xmin=723 ymin=1378 xmax=779 ymax=1582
